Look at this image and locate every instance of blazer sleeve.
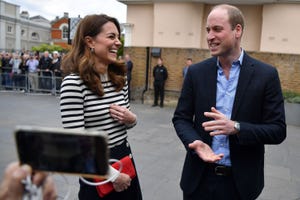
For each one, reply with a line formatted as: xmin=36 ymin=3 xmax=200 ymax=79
xmin=236 ymin=66 xmax=286 ymax=145
xmin=172 ymin=67 xmax=203 ymax=150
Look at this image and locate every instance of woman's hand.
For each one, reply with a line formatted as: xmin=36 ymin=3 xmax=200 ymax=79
xmin=112 ymin=173 xmax=131 ymax=192
xmin=0 ymin=162 xmax=57 ymax=200
xmin=110 ymin=104 xmax=136 ymax=125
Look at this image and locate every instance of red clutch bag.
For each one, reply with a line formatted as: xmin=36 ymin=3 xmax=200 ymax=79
xmin=95 ymin=156 xmax=136 ymax=197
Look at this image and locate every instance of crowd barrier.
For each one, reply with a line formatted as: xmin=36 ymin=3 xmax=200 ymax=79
xmin=0 ymin=70 xmax=62 ymax=95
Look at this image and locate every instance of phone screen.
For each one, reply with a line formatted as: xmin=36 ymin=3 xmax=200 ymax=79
xmin=14 ymin=127 xmax=108 ymax=178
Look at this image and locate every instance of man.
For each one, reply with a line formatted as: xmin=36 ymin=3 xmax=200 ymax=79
xmin=1 ymin=53 xmax=12 ymax=89
xmin=26 ymin=53 xmax=39 ymax=92
xmin=124 ymin=54 xmax=133 ymax=101
xmin=172 ymin=4 xmax=286 ymax=200
xmin=182 ymin=58 xmax=192 ymax=79
xmin=38 ymin=51 xmax=53 ymax=91
xmin=152 ymin=57 xmax=168 ymax=108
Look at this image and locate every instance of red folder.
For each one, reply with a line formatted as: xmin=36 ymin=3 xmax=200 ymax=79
xmin=95 ymin=156 xmax=136 ymax=197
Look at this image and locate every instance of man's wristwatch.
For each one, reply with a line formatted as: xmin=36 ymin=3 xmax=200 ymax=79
xmin=234 ymin=121 xmax=240 ymax=132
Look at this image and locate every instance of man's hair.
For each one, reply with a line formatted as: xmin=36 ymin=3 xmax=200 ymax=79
xmin=212 ymin=4 xmax=245 ymax=31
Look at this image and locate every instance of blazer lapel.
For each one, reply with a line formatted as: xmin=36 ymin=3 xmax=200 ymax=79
xmin=231 ymin=53 xmax=255 ymax=119
xmin=204 ymin=58 xmax=218 ymax=108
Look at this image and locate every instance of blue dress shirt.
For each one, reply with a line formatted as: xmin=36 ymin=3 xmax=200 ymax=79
xmin=212 ymin=50 xmax=244 ymax=166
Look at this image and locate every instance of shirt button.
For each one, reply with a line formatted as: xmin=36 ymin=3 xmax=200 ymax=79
xmin=126 ymin=142 xmax=130 ymax=147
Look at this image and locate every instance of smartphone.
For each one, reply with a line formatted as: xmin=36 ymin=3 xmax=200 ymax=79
xmin=14 ymin=126 xmax=109 ymax=179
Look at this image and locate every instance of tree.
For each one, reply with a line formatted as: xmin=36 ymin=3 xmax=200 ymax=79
xmin=32 ymin=44 xmax=65 ymax=53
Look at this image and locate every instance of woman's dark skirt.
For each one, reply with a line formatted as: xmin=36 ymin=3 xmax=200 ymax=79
xmin=78 ymin=140 xmax=143 ymax=200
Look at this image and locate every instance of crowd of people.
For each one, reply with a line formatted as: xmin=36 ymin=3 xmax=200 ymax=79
xmin=0 ymin=50 xmax=63 ymax=93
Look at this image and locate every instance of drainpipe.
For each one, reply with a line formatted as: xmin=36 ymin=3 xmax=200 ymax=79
xmin=142 ymin=47 xmax=150 ymax=104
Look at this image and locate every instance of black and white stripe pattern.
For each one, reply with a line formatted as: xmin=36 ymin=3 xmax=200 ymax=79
xmin=60 ymin=74 xmax=133 ymax=147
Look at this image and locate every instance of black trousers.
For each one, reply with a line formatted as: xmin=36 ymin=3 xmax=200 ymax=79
xmin=78 ymin=140 xmax=143 ymax=200
xmin=153 ymin=81 xmax=165 ymax=106
xmin=183 ymin=166 xmax=241 ymax=200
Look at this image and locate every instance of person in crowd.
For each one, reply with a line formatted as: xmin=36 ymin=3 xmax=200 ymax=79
xmin=19 ymin=53 xmax=29 ymax=90
xmin=182 ymin=58 xmax=192 ymax=79
xmin=51 ymin=51 xmax=61 ymax=92
xmin=38 ymin=51 xmax=53 ymax=91
xmin=0 ymin=53 xmax=2 ymax=73
xmin=152 ymin=57 xmax=168 ymax=108
xmin=9 ymin=53 xmax=22 ymax=90
xmin=124 ymin=54 xmax=133 ymax=101
xmin=0 ymin=162 xmax=56 ymax=200
xmin=26 ymin=53 xmax=39 ymax=92
xmin=172 ymin=4 xmax=286 ymax=200
xmin=0 ymin=53 xmax=3 ymax=89
xmin=1 ymin=52 xmax=12 ymax=89
xmin=60 ymin=14 xmax=142 ymax=200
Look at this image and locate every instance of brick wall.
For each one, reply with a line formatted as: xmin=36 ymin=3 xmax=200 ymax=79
xmin=51 ymin=18 xmax=69 ymax=49
xmin=51 ymin=29 xmax=62 ymax=39
xmin=249 ymin=51 xmax=300 ymax=94
xmin=125 ymin=47 xmax=300 ymax=104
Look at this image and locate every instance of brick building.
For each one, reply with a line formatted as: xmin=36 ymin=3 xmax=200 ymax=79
xmin=51 ymin=12 xmax=70 ymax=49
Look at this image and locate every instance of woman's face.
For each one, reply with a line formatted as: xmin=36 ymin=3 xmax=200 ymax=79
xmin=90 ymin=21 xmax=121 ymax=66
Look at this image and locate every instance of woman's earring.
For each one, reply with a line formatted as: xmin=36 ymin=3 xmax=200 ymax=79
xmin=90 ymin=48 xmax=94 ymax=53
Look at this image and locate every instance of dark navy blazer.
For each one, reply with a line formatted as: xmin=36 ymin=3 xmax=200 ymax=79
xmin=172 ymin=53 xmax=286 ymax=200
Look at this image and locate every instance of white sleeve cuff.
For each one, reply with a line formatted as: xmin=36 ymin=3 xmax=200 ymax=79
xmin=107 ymin=165 xmax=120 ymax=182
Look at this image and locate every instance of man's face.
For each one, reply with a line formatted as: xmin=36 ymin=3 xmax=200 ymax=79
xmin=186 ymin=60 xmax=192 ymax=66
xmin=206 ymin=8 xmax=238 ymax=58
xmin=157 ymin=58 xmax=162 ymax=66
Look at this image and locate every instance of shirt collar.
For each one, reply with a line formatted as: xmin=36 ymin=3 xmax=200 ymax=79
xmin=217 ymin=49 xmax=244 ymax=68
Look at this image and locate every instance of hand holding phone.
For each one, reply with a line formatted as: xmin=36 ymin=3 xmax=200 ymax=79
xmin=0 ymin=162 xmax=56 ymax=200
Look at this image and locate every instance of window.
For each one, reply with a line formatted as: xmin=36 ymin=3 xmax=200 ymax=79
xmin=21 ymin=29 xmax=25 ymax=36
xmin=31 ymin=32 xmax=39 ymax=40
xmin=7 ymin=25 xmax=12 ymax=33
xmin=62 ymin=26 xmax=68 ymax=39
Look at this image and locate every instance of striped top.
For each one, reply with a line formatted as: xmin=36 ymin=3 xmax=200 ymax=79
xmin=60 ymin=73 xmax=135 ymax=148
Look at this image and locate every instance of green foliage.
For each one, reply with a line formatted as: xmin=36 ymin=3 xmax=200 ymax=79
xmin=283 ymin=90 xmax=300 ymax=104
xmin=117 ymin=35 xmax=125 ymax=58
xmin=287 ymin=96 xmax=300 ymax=104
xmin=31 ymin=44 xmax=64 ymax=53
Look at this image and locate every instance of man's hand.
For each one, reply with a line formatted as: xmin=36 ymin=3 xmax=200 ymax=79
xmin=202 ymin=107 xmax=237 ymax=136
xmin=188 ymin=140 xmax=224 ymax=163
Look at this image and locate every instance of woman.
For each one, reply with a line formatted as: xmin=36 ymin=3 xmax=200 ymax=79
xmin=60 ymin=14 xmax=142 ymax=200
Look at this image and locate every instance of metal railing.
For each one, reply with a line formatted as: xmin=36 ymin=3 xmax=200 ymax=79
xmin=0 ymin=70 xmax=62 ymax=95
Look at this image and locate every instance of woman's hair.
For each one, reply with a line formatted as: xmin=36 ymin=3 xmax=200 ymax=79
xmin=61 ymin=14 xmax=126 ymax=96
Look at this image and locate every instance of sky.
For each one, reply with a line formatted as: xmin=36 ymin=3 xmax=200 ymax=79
xmin=5 ymin=0 xmax=127 ymax=23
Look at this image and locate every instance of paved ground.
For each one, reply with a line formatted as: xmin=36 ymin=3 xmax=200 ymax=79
xmin=0 ymin=91 xmax=299 ymax=200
